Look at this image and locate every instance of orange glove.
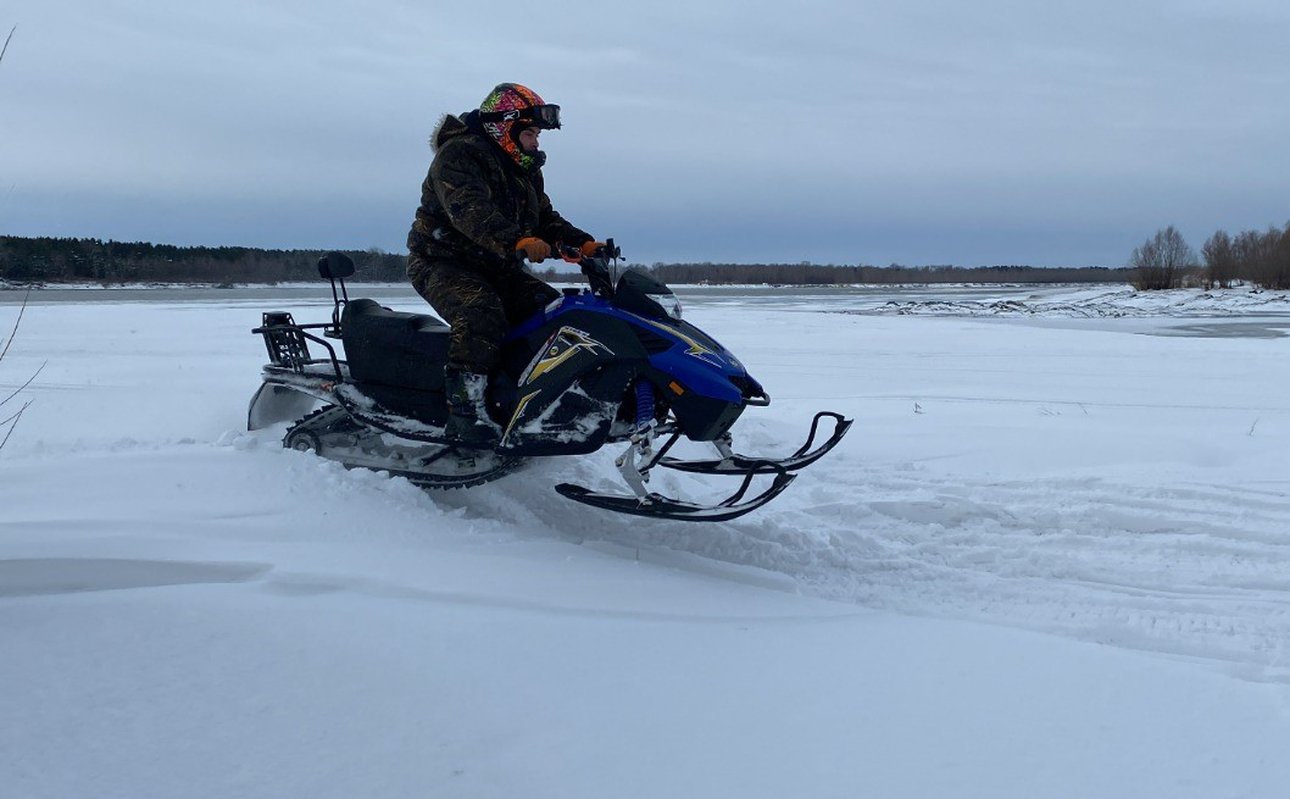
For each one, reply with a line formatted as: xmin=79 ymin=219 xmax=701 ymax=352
xmin=515 ymin=236 xmax=551 ymax=263
xmin=580 ymin=240 xmax=608 ymax=258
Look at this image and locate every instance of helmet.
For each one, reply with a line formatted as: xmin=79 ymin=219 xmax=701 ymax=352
xmin=476 ymin=83 xmax=561 ymax=170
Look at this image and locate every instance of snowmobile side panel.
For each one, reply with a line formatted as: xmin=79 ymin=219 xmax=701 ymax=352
xmin=343 ymin=382 xmax=449 ymax=428
xmin=498 ymin=368 xmax=634 ymax=456
xmin=497 ymin=312 xmax=648 ymax=455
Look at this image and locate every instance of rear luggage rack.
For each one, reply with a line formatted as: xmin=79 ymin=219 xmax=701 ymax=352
xmin=253 ymin=311 xmax=344 ymax=380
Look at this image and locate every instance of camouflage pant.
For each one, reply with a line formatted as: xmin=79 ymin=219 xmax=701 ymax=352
xmin=407 ymin=252 xmax=560 ymax=372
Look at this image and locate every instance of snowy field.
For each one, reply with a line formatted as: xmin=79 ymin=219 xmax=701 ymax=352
xmin=4 ymin=283 xmax=1290 ymax=798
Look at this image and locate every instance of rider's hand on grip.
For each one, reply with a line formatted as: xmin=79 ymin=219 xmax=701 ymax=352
xmin=515 ymin=236 xmax=551 ymax=263
xmin=580 ymin=240 xmax=608 ymax=258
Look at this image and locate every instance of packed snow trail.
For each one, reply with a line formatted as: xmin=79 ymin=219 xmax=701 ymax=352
xmin=420 ymin=436 xmax=1290 ymax=683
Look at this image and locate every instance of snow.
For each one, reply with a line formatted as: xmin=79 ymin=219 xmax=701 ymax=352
xmin=3 ymin=284 xmax=1290 ymax=798
xmin=856 ymin=284 xmax=1290 ymax=318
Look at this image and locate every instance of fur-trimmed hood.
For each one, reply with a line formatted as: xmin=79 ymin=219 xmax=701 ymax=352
xmin=431 ymin=112 xmax=475 ymax=152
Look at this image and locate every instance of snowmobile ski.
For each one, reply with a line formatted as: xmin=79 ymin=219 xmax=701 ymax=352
xmin=555 ymin=469 xmax=797 ymax=522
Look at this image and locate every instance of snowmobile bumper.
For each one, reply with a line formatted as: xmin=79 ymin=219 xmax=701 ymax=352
xmin=659 ymin=411 xmax=852 ymax=475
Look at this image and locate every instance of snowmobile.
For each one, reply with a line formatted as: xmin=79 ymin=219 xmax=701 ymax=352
xmin=246 ymin=243 xmax=850 ymax=521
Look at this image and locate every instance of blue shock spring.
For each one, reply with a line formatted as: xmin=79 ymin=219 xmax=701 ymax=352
xmin=634 ymin=380 xmax=655 ymax=433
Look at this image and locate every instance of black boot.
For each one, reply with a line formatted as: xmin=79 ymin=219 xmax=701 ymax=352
xmin=443 ymin=368 xmax=501 ymax=447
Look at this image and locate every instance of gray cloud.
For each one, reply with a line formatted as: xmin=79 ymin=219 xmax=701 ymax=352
xmin=2 ymin=0 xmax=1287 ymax=266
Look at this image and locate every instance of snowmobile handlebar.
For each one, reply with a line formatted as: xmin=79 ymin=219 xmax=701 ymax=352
xmin=514 ymin=239 xmax=620 ymax=264
xmin=554 ymin=244 xmax=583 ymax=263
xmin=516 ymin=239 xmax=621 ymax=298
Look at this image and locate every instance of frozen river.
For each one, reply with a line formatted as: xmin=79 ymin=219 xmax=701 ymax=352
xmin=4 ymin=283 xmax=1290 ymax=797
xmin=6 ymin=280 xmax=1289 ymax=337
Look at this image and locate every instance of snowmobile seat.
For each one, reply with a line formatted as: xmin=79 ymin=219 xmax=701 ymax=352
xmin=340 ymin=298 xmax=449 ymax=392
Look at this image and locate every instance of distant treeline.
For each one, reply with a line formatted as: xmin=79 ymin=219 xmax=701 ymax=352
xmin=645 ymin=262 xmax=1133 ymax=285
xmin=0 ymin=237 xmax=408 ymax=285
xmin=0 ymin=235 xmax=1137 ymax=286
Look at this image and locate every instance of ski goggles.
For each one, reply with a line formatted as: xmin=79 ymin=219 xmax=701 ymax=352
xmin=479 ymin=104 xmax=561 ymax=130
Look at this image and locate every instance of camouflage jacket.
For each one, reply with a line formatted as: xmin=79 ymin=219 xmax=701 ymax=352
xmin=406 ymin=112 xmax=591 ymax=273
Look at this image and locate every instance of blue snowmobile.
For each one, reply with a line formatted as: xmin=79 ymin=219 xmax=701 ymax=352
xmin=247 ymin=242 xmax=850 ymax=521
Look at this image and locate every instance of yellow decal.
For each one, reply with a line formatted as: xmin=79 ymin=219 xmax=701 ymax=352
xmin=634 ymin=315 xmax=716 ymax=360
xmin=503 ymin=390 xmax=542 ymax=439
xmin=522 ymin=326 xmax=613 ymax=385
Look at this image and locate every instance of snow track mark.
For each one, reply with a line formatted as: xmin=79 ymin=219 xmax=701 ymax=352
xmin=542 ymin=456 xmax=1290 ymax=680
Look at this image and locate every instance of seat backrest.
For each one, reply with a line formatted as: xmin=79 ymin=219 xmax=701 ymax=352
xmin=341 ymin=299 xmax=449 ymax=391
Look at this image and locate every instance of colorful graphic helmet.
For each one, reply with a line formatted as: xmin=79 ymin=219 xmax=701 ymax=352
xmin=477 ymin=83 xmax=560 ymax=170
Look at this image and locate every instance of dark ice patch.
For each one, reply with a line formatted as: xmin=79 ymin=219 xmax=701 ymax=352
xmin=1146 ymin=321 xmax=1290 ymax=339
xmin=0 ymin=558 xmax=272 ymax=598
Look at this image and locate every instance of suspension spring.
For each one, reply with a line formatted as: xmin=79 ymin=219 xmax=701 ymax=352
xmin=634 ymin=380 xmax=655 ymax=433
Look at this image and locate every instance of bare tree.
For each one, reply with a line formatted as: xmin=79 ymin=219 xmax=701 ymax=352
xmin=0 ymin=293 xmax=42 ymax=452
xmin=1130 ymin=225 xmax=1197 ymax=290
xmin=1230 ymin=225 xmax=1290 ymax=289
xmin=0 ymin=25 xmax=38 ymax=453
xmin=1266 ymin=223 xmax=1290 ymax=290
xmin=1201 ymin=229 xmax=1237 ymax=289
xmin=1232 ymin=229 xmax=1266 ymax=284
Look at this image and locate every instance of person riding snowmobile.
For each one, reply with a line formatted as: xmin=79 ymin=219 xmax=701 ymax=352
xmin=406 ymin=82 xmax=604 ymax=446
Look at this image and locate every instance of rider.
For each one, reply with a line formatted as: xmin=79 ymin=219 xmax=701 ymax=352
xmin=406 ymin=83 xmax=605 ymax=445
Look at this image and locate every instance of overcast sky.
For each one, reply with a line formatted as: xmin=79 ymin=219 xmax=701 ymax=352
xmin=2 ymin=0 xmax=1288 ymax=266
